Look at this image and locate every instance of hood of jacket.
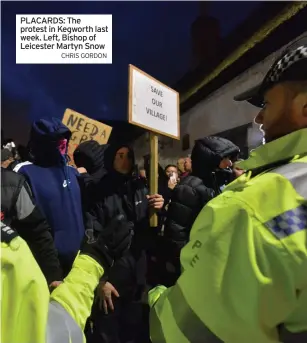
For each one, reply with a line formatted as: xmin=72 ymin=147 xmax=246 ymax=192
xmin=73 ymin=140 xmax=107 ymax=175
xmin=28 ymin=118 xmax=71 ymax=167
xmin=191 ymin=136 xmax=240 ymax=187
xmin=103 ymin=143 xmax=135 ymax=177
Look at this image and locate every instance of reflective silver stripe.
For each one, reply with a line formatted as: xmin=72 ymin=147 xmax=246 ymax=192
xmin=169 ymin=285 xmax=223 ymax=343
xmin=47 ymin=301 xmax=84 ymax=343
xmin=151 ymin=285 xmax=222 ymax=343
xmin=150 ymin=309 xmax=167 ymax=343
xmin=271 ymin=162 xmax=307 ymax=199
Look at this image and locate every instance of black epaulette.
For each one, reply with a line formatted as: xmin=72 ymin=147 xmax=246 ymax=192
xmin=1 ymin=222 xmax=18 ymax=244
xmin=249 ymin=158 xmax=292 ymax=178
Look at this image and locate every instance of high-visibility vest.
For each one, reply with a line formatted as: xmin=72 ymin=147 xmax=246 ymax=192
xmin=1 ymin=222 xmax=103 ymax=343
xmin=149 ymin=128 xmax=307 ymax=343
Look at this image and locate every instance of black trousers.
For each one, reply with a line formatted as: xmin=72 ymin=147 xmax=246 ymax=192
xmin=85 ymin=296 xmax=145 ymax=343
xmin=85 ymin=253 xmax=147 ymax=343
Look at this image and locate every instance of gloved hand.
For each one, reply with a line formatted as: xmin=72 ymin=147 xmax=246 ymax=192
xmin=80 ymin=214 xmax=133 ymax=271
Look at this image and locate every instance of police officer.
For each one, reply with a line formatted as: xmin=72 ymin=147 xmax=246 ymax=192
xmin=1 ymin=215 xmax=132 ymax=343
xmin=149 ymin=38 xmax=307 ymax=342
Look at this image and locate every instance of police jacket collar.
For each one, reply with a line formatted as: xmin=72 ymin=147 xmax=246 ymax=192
xmin=237 ymin=128 xmax=307 ymax=172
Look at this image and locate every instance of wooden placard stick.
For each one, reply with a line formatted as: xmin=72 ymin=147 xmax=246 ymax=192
xmin=149 ymin=132 xmax=159 ymax=227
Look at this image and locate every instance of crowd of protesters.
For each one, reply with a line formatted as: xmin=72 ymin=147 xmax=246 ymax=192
xmin=1 ymin=37 xmax=307 ymax=343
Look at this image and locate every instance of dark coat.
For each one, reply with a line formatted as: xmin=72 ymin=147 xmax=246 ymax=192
xmin=84 ymin=144 xmax=150 ymax=293
xmin=74 ymin=141 xmax=108 ymax=210
xmin=191 ymin=136 xmax=240 ymax=194
xmin=1 ymin=168 xmax=62 ymax=284
xmin=163 ymin=136 xmax=239 ymax=268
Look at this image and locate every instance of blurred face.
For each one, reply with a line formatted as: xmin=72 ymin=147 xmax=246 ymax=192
xmin=1 ymin=158 xmax=13 ymax=169
xmin=219 ymin=158 xmax=232 ymax=169
xmin=139 ymin=169 xmax=146 ymax=178
xmin=184 ymin=157 xmax=192 ymax=172
xmin=165 ymin=166 xmax=178 ymax=178
xmin=254 ymin=83 xmax=307 ymax=142
xmin=177 ymin=158 xmax=185 ymax=173
xmin=113 ymin=147 xmax=133 ymax=175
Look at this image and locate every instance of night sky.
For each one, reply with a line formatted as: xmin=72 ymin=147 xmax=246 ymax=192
xmin=1 ymin=1 xmax=260 ymax=133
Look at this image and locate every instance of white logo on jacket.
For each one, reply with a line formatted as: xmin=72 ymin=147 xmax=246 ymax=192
xmin=63 ymin=180 xmax=71 ymax=188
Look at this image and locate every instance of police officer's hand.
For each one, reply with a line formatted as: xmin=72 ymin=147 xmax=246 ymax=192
xmin=80 ymin=214 xmax=133 ymax=271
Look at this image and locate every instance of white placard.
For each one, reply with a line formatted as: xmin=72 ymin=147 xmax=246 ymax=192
xmin=128 ymin=65 xmax=180 ymax=139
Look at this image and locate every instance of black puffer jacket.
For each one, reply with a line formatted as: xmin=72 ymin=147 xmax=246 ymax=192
xmin=7 ymin=159 xmax=20 ymax=171
xmin=163 ymin=176 xmax=213 ymax=245
xmin=163 ymin=136 xmax=239 ymax=262
xmin=84 ymin=144 xmax=150 ymax=295
xmin=191 ymin=136 xmax=240 ymax=194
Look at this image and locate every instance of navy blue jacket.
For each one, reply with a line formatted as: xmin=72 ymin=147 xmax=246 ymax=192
xmin=14 ymin=118 xmax=84 ymax=273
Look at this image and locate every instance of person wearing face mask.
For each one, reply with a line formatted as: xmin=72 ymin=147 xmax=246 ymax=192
xmin=84 ymin=143 xmax=164 ymax=343
xmin=149 ymin=38 xmax=307 ymax=343
xmin=14 ymin=118 xmax=85 ymax=276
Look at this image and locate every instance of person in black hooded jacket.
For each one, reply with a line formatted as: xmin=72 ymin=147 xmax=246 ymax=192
xmin=162 ymin=136 xmax=240 ymax=286
xmin=85 ymin=143 xmax=164 ymax=343
xmin=191 ymin=136 xmax=240 ymax=194
xmin=73 ymin=140 xmax=108 ymax=182
xmin=73 ymin=140 xmax=108 ymax=210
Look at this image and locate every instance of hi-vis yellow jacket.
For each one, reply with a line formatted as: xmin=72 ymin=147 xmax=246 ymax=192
xmin=1 ymin=223 xmax=103 ymax=343
xmin=149 ymin=128 xmax=307 ymax=343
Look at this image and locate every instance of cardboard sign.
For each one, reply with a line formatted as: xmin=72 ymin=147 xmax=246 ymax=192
xmin=62 ymin=108 xmax=112 ymax=165
xmin=128 ymin=64 xmax=180 ymax=140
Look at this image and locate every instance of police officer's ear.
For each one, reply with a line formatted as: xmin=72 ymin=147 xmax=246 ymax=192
xmin=302 ymin=91 xmax=307 ymax=119
xmin=288 ymin=81 xmax=307 ymax=125
xmin=294 ymin=90 xmax=307 ymax=124
xmin=303 ymin=98 xmax=307 ymax=122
